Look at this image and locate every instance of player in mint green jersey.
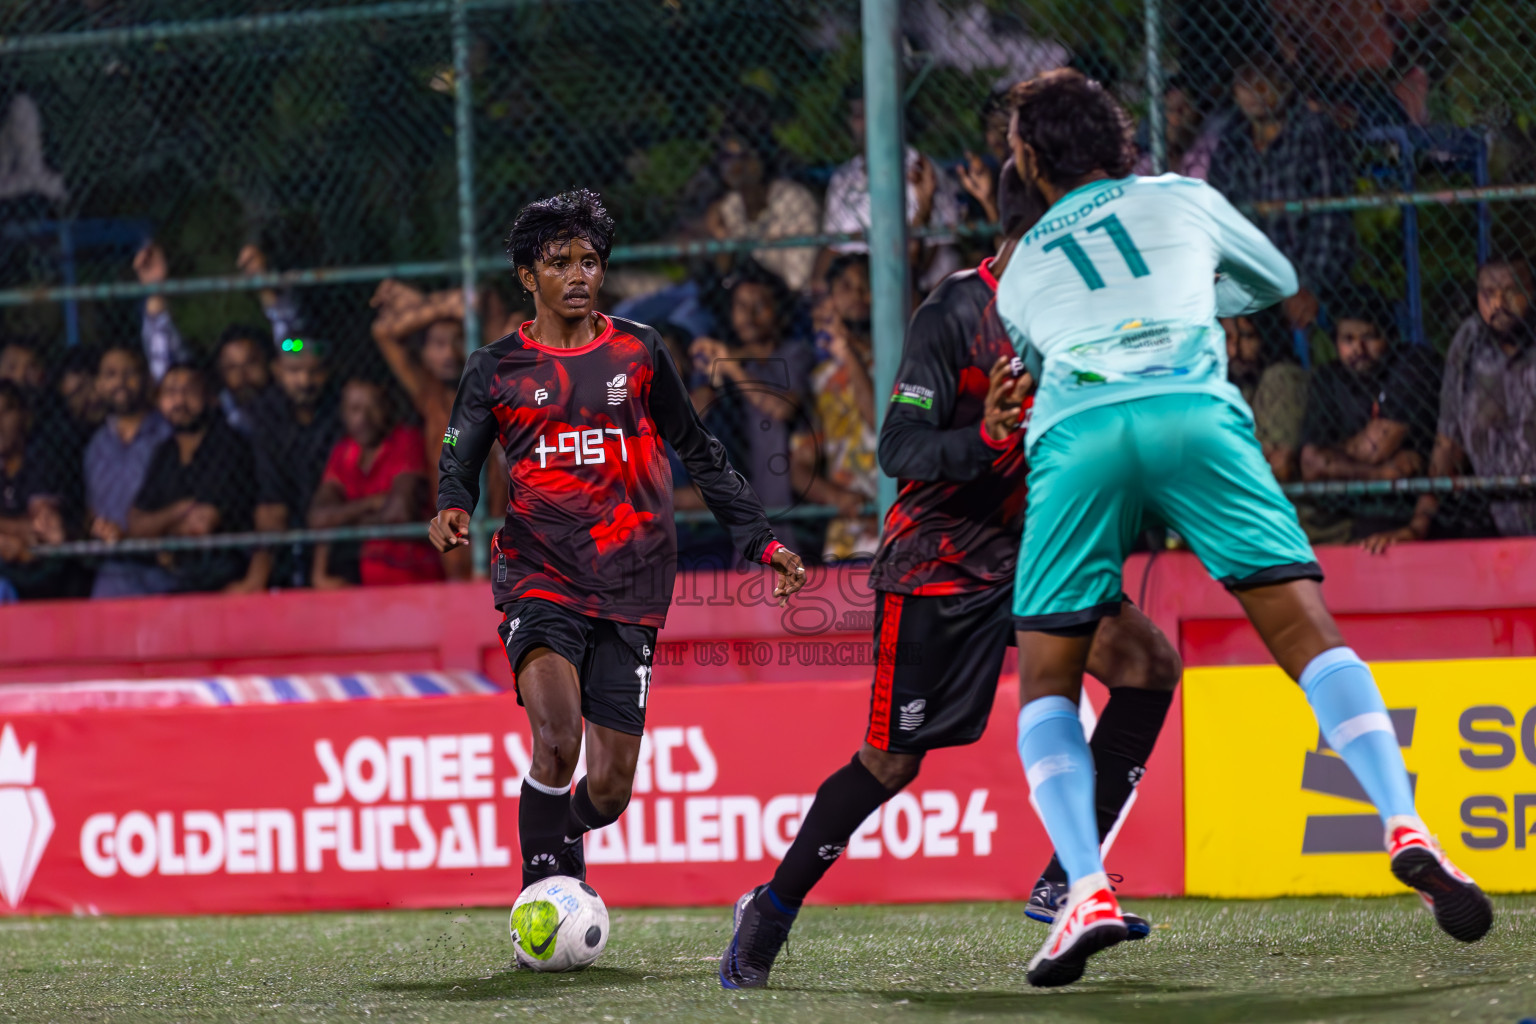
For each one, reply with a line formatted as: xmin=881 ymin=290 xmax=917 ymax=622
xmin=995 ymin=70 xmax=1492 ymax=988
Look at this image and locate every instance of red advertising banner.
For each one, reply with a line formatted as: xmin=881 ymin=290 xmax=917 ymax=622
xmin=0 ymin=680 xmax=1182 ymax=916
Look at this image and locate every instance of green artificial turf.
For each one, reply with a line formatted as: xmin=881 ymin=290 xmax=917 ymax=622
xmin=2 ymin=895 xmax=1533 ymax=1023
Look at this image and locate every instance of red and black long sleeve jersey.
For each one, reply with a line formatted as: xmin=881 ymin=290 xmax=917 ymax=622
xmin=437 ymin=314 xmax=777 ymax=626
xmin=867 ymin=259 xmax=1030 ymax=596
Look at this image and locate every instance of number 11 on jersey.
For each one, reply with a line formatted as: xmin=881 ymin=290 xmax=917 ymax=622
xmin=1042 ymin=213 xmax=1150 ymax=290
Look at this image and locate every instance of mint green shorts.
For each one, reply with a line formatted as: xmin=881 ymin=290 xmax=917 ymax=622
xmin=1012 ymin=393 xmax=1321 ymax=631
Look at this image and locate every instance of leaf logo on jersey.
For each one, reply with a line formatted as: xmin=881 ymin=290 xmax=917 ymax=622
xmin=605 ymin=374 xmax=627 ymax=405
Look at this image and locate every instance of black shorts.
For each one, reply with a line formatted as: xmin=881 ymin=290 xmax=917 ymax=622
xmin=496 ymin=598 xmax=658 ymax=736
xmin=866 ymin=587 xmax=1013 ymax=754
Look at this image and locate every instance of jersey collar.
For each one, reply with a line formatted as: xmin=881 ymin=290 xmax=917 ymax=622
xmin=977 ymin=257 xmax=999 ymax=293
xmin=1046 ymin=174 xmax=1137 ymax=214
xmin=518 ymin=312 xmax=614 ymax=355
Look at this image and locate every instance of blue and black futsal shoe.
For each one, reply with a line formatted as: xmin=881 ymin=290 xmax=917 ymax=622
xmin=1026 ymin=874 xmax=1151 ymax=939
xmin=720 ymin=886 xmax=794 ymax=989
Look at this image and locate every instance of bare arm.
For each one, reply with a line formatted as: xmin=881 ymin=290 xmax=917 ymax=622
xmin=127 ymin=498 xmax=195 ymax=539
xmin=134 ymin=242 xmax=168 ymax=318
xmin=225 ymin=502 xmax=285 ymax=592
xmin=310 ymin=543 xmax=352 ymax=590
xmin=376 ymin=472 xmax=425 ymax=524
xmin=370 ymin=282 xmax=461 ymax=406
xmin=691 ymin=338 xmax=802 ymax=422
xmin=810 ymin=247 xmax=836 ymax=296
xmin=1263 ymin=444 xmax=1299 ymax=483
xmin=1359 ymin=433 xmax=1464 ymax=554
xmin=28 ymin=497 xmax=64 ymax=545
xmin=0 ymin=517 xmax=33 ymax=541
xmin=307 ymin=480 xmax=384 ymax=529
xmin=1407 ymin=432 xmax=1465 ymax=529
xmin=843 ymin=350 xmax=875 ymax=428
xmin=1300 ymin=441 xmax=1421 ymax=482
xmin=1340 ymin=418 xmax=1410 ymax=465
xmin=0 ymin=531 xmax=28 ymax=562
xmin=790 ymin=433 xmax=868 ymax=517
xmin=906 ymin=156 xmax=938 ymax=273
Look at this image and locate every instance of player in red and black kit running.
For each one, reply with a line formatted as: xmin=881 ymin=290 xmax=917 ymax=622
xmin=430 ymin=190 xmax=807 ymax=889
xmin=721 ymin=164 xmax=1182 ymax=989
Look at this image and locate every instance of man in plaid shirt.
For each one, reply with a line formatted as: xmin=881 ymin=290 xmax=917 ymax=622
xmin=1208 ymin=57 xmax=1355 ymax=332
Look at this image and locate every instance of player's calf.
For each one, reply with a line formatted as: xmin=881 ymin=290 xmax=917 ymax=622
xmin=721 ymin=747 xmax=910 ymax=989
xmin=765 ymin=750 xmax=907 ymax=909
xmin=519 ymin=774 xmax=574 ymax=887
xmin=556 ymin=726 xmax=643 ymax=881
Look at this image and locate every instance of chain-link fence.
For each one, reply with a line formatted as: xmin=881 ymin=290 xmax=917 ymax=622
xmin=0 ymin=0 xmax=1533 ymax=600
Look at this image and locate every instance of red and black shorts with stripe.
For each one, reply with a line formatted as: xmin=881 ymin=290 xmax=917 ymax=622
xmin=865 ymin=586 xmax=1014 ymax=754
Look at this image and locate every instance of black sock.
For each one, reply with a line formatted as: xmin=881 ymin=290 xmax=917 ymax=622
xmin=566 ymin=776 xmax=625 ymax=838
xmin=1038 ymin=687 xmax=1175 ymax=886
xmin=519 ymin=779 xmax=571 ymax=887
xmin=767 ymin=754 xmax=894 ymax=910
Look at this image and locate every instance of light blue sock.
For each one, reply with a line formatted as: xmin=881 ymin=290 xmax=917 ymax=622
xmin=1017 ymin=695 xmax=1103 ymax=884
xmin=1299 ymin=647 xmax=1417 ymax=823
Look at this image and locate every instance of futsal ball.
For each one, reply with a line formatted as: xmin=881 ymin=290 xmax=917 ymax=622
xmin=509 ymin=875 xmax=609 ymax=971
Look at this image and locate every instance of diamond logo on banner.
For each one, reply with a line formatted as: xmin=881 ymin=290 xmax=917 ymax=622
xmin=0 ymin=723 xmax=53 ymax=908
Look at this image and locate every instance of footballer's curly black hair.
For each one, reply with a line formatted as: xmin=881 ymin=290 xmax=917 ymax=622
xmin=1008 ymin=68 xmax=1136 ymax=190
xmin=505 ymin=189 xmax=616 ymax=271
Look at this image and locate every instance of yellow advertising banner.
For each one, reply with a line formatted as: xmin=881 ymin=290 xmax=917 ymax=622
xmin=1184 ymin=658 xmax=1536 ymax=897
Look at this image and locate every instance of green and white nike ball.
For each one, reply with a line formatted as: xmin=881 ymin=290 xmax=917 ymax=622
xmin=509 ymin=875 xmax=609 ymax=972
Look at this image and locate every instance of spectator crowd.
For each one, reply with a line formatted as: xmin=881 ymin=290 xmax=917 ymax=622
xmin=2 ymin=5 xmax=1533 ymax=602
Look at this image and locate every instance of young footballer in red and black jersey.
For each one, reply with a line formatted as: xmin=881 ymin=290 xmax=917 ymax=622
xmin=431 ymin=190 xmax=806 ymax=888
xmin=721 ymin=163 xmax=1183 ymax=989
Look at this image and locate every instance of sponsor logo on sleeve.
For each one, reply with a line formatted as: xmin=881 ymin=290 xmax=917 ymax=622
xmin=442 ymin=427 xmax=460 ymax=447
xmin=891 ymin=383 xmax=934 ymax=409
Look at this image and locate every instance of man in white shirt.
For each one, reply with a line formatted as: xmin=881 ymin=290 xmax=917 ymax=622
xmin=820 ymin=94 xmax=962 ymax=293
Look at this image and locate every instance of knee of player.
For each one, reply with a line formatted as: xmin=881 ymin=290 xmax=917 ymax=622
xmin=858 ymin=745 xmax=923 ymax=791
xmin=531 ymin=722 xmax=584 ymax=775
xmin=1144 ymin=641 xmax=1183 ymax=692
xmin=584 ymin=767 xmax=634 ymax=816
xmin=1101 ymin=636 xmax=1183 ymax=692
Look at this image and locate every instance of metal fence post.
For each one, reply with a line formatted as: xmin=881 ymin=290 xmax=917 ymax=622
xmin=452 ymin=0 xmax=480 ymax=353
xmin=1144 ymin=0 xmax=1165 ymax=175
xmin=861 ymin=0 xmax=908 ymax=519
xmin=450 ymin=0 xmax=489 ymax=573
